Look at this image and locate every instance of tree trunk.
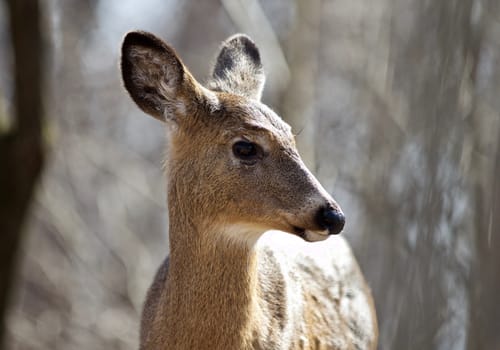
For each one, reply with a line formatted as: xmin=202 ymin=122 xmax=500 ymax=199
xmin=0 ymin=0 xmax=44 ymax=348
xmin=468 ymin=125 xmax=500 ymax=350
xmin=281 ymin=0 xmax=321 ymax=171
xmin=467 ymin=1 xmax=500 ymax=348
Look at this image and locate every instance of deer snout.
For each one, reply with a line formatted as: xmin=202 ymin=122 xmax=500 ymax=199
xmin=317 ymin=205 xmax=345 ymax=235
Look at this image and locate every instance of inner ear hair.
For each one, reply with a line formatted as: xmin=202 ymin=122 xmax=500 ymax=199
xmin=121 ymin=31 xmax=188 ymax=122
xmin=208 ymin=34 xmax=266 ymax=101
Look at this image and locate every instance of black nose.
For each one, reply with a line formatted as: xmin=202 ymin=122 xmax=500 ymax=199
xmin=318 ymin=207 xmax=345 ymax=235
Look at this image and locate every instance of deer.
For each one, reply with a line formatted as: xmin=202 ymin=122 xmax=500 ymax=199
xmin=120 ymin=30 xmax=378 ymax=350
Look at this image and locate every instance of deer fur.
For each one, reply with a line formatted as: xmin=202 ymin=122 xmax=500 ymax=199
xmin=121 ymin=31 xmax=378 ymax=350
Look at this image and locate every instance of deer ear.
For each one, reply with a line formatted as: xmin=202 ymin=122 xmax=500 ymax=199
xmin=121 ymin=31 xmax=203 ymax=123
xmin=208 ymin=34 xmax=265 ymax=101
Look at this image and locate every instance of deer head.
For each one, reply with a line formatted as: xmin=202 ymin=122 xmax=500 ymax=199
xmin=121 ymin=31 xmax=345 ymax=243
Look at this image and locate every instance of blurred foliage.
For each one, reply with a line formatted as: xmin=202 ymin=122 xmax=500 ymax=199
xmin=1 ymin=0 xmax=499 ymax=349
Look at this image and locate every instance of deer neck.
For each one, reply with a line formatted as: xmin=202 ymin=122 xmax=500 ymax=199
xmin=164 ymin=190 xmax=262 ymax=348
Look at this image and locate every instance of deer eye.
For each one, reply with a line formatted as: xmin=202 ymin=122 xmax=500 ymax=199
xmin=232 ymin=141 xmax=261 ymax=163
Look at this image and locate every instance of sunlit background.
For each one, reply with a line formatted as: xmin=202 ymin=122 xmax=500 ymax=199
xmin=1 ymin=0 xmax=499 ymax=349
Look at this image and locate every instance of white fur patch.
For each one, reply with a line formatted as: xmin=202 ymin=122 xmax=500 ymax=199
xmin=219 ymin=222 xmax=268 ymax=247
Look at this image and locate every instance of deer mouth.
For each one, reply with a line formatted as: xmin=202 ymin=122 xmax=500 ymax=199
xmin=292 ymin=226 xmax=329 ymax=242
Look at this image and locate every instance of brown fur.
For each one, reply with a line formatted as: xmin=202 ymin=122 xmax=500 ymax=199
xmin=121 ymin=31 xmax=378 ymax=349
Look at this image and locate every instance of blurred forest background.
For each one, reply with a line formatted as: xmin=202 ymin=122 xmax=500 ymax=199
xmin=1 ymin=0 xmax=499 ymax=349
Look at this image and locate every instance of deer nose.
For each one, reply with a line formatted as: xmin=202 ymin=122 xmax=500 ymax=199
xmin=318 ymin=207 xmax=345 ymax=235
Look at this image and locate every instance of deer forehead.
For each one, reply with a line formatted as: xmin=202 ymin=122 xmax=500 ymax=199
xmin=214 ymin=96 xmax=295 ymax=147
